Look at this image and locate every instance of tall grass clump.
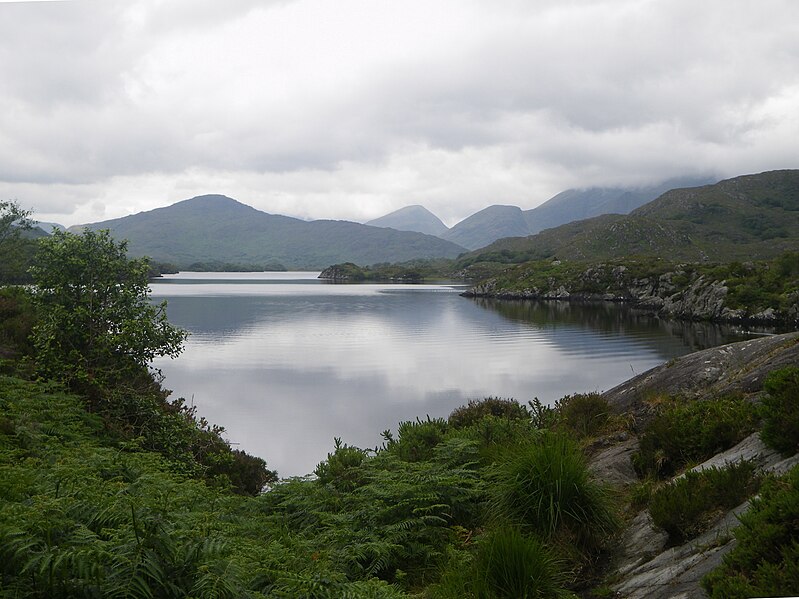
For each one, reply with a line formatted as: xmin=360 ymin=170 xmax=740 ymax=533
xmin=472 ymin=526 xmax=569 ymax=599
xmin=490 ymin=431 xmax=619 ymax=549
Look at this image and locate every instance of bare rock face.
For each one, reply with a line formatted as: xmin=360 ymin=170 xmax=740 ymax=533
xmin=603 ymin=331 xmax=799 ymax=417
xmin=612 ymin=506 xmax=742 ymax=599
xmin=589 ymin=437 xmax=640 ymax=487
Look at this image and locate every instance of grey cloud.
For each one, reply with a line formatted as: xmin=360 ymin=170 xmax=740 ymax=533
xmin=1 ymin=0 xmax=798 ymax=224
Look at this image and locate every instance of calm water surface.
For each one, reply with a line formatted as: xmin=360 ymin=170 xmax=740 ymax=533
xmin=150 ymin=271 xmax=764 ymax=477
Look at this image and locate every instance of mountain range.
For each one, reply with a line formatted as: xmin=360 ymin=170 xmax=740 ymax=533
xmin=70 ymin=195 xmax=466 ymax=270
xmin=365 ymin=177 xmax=715 ymax=249
xmin=462 ymin=169 xmax=799 ymax=264
xmin=66 ymin=171 xmax=794 ymax=270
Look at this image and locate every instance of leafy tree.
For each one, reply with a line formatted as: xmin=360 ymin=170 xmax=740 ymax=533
xmin=29 ymin=229 xmax=187 ymax=388
xmin=0 ymin=199 xmax=33 ymax=245
xmin=0 ymin=200 xmax=35 ymax=283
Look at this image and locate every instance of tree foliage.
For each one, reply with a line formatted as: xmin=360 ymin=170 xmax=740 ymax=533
xmin=759 ymin=366 xmax=799 ymax=455
xmin=29 ymin=229 xmax=187 ymax=387
xmin=0 ymin=200 xmax=36 ymax=284
xmin=0 ymin=199 xmax=33 ymax=245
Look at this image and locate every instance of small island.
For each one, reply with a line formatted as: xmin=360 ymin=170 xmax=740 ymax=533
xmin=319 ymin=262 xmax=424 ymax=282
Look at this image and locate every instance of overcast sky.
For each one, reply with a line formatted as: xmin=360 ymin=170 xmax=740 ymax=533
xmin=1 ymin=0 xmax=798 ymax=227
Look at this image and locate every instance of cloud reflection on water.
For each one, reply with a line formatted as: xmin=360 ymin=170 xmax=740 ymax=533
xmin=151 ymin=273 xmax=761 ymax=476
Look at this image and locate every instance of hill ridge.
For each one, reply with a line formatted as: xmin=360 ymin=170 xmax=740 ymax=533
xmin=461 ymin=169 xmax=799 ymax=263
xmin=73 ymin=195 xmax=466 ymax=270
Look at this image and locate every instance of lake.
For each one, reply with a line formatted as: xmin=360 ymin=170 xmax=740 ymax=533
xmin=150 ymin=271 xmax=766 ymax=477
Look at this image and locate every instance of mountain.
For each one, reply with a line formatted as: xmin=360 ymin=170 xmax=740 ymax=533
xmin=422 ymin=177 xmax=715 ymax=251
xmin=442 ymin=205 xmax=530 ymax=250
xmin=366 ymin=205 xmax=449 ymax=236
xmin=33 ymin=221 xmax=66 ymax=234
xmin=461 ymin=170 xmax=799 ymax=263
xmin=524 ymin=176 xmax=716 ymax=234
xmin=71 ymin=195 xmax=467 ymax=270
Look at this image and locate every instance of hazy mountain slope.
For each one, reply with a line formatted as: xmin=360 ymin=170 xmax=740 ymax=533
xmin=442 ymin=205 xmax=529 ymax=250
xmin=72 ymin=195 xmax=466 ymax=269
xmin=366 ymin=205 xmax=449 ymax=236
xmin=632 ymin=169 xmax=799 ymax=243
xmin=524 ymin=176 xmax=715 ymax=234
xmin=462 ymin=170 xmax=799 ymax=263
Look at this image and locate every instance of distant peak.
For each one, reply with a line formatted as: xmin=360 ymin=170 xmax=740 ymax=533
xmin=178 ymin=194 xmax=241 ymax=205
xmin=168 ymin=194 xmax=261 ymax=213
xmin=366 ymin=204 xmax=448 ymax=236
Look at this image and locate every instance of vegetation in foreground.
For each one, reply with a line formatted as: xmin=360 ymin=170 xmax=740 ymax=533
xmin=2 ymin=204 xmax=799 ymax=596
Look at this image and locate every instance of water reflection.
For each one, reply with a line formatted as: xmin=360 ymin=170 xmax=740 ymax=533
xmin=151 ymin=273 xmax=766 ymax=477
xmin=472 ymin=298 xmax=771 ymax=354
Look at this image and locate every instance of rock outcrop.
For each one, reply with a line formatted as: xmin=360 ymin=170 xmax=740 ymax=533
xmin=463 ymin=265 xmax=797 ymax=324
xmin=318 ymin=263 xmax=365 ymax=281
xmin=603 ymin=331 xmax=799 ymax=418
xmin=591 ymin=331 xmax=799 ymax=598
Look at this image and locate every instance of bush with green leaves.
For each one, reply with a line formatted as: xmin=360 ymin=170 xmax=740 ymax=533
xmin=314 ymin=437 xmax=369 ymax=491
xmin=448 ymin=397 xmax=530 ymax=429
xmin=489 ymin=431 xmax=619 ymax=549
xmin=0 ymin=287 xmax=35 ymax=362
xmin=0 ymin=375 xmax=406 ymax=598
xmin=649 ymin=461 xmax=760 ymax=544
xmin=632 ymin=395 xmax=758 ymax=477
xmin=30 ymin=228 xmax=187 ymax=389
xmin=528 ymin=397 xmax=559 ymax=430
xmin=263 ymin=440 xmax=484 ymax=589
xmin=703 ymin=464 xmax=799 ymax=598
xmin=0 ymin=200 xmax=36 ymax=285
xmin=465 ymin=415 xmax=537 ymax=457
xmin=388 ymin=416 xmax=449 ymax=462
xmin=759 ymin=366 xmax=799 ymax=455
xmin=555 ymin=392 xmax=611 ymax=438
xmin=0 ymin=376 xmax=248 ymax=598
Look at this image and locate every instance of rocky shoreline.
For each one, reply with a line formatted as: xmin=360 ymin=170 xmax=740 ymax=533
xmin=462 ymin=266 xmax=799 ymax=325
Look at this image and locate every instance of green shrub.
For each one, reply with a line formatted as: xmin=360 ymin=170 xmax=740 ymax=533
xmin=759 ymin=366 xmax=799 ymax=455
xmin=0 ymin=287 xmax=35 ymax=359
xmin=632 ymin=396 xmax=758 ymax=477
xmin=472 ymin=526 xmax=568 ymax=599
xmin=490 ymin=432 xmax=619 ymax=549
xmin=314 ymin=437 xmax=369 ymax=491
xmin=391 ymin=417 xmax=449 ymax=462
xmin=703 ymin=465 xmax=799 ymax=598
xmin=467 ymin=415 xmax=536 ymax=455
xmin=649 ymin=461 xmax=760 ymax=543
xmin=528 ymin=397 xmax=558 ymax=430
xmin=556 ymin=392 xmax=611 ymax=438
xmin=448 ymin=398 xmax=530 ymax=429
